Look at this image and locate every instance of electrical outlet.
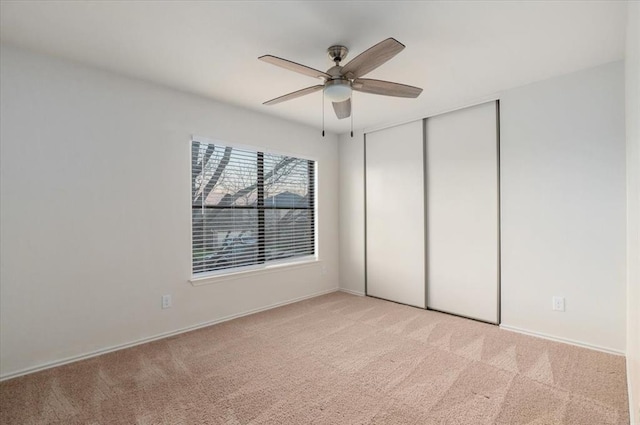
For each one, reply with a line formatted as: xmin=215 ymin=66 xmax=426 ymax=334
xmin=552 ymin=296 xmax=565 ymax=312
xmin=162 ymin=294 xmax=172 ymax=309
xmin=321 ymin=265 xmax=327 ymax=275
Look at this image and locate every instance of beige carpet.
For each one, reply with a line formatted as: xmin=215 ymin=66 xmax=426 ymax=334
xmin=0 ymin=292 xmax=630 ymax=425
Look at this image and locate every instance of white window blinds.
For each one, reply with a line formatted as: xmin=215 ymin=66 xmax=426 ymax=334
xmin=191 ymin=140 xmax=315 ymax=275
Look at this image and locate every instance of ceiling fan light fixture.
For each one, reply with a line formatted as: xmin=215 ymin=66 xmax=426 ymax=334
xmin=324 ymin=80 xmax=352 ymax=102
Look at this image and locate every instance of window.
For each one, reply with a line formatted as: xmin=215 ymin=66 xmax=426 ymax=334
xmin=191 ymin=140 xmax=315 ymax=276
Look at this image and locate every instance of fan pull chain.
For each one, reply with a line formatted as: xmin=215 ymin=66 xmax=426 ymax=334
xmin=322 ymin=90 xmax=325 ymax=137
xmin=350 ymin=94 xmax=354 ymax=138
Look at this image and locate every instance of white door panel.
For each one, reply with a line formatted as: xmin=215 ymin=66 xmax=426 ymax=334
xmin=426 ymin=101 xmax=500 ymax=323
xmin=366 ymin=120 xmax=425 ymax=308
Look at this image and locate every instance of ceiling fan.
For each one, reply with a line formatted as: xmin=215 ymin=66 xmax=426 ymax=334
xmin=259 ymin=38 xmax=423 ymax=123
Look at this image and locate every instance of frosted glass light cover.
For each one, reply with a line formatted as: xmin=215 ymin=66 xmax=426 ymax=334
xmin=324 ymin=83 xmax=352 ymax=102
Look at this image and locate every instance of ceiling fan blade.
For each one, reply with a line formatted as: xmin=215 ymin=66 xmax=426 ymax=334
xmin=263 ymin=85 xmax=324 ymax=105
xmin=259 ymin=55 xmax=331 ymax=80
xmin=352 ymin=78 xmax=422 ymax=98
xmin=340 ymin=38 xmax=405 ymax=79
xmin=332 ymin=99 xmax=351 ymax=120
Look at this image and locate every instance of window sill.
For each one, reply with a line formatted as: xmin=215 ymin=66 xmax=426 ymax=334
xmin=189 ymin=258 xmax=321 ymax=286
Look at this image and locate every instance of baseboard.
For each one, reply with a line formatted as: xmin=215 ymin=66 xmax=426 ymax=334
xmin=500 ymin=324 xmax=625 ymax=356
xmin=338 ymin=288 xmax=365 ymax=296
xmin=0 ymin=287 xmax=340 ymax=382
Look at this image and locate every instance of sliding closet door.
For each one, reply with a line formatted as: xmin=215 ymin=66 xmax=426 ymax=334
xmin=366 ymin=120 xmax=425 ymax=308
xmin=426 ymin=101 xmax=500 ymax=323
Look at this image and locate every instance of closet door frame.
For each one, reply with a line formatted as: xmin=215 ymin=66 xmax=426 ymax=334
xmin=363 ymin=100 xmax=502 ymax=325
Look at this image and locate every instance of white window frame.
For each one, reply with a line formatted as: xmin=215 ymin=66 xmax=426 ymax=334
xmin=189 ymin=136 xmax=318 ymax=286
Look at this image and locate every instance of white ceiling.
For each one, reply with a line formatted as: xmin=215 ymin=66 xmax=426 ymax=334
xmin=0 ymin=1 xmax=628 ymax=135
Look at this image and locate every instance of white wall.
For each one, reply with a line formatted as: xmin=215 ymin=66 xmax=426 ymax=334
xmin=339 ymin=61 xmax=626 ymax=353
xmin=0 ymin=45 xmax=340 ymax=378
xmin=625 ymin=2 xmax=640 ymax=422
xmin=338 ymin=131 xmax=365 ymax=296
xmin=500 ymin=61 xmax=626 ymax=353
